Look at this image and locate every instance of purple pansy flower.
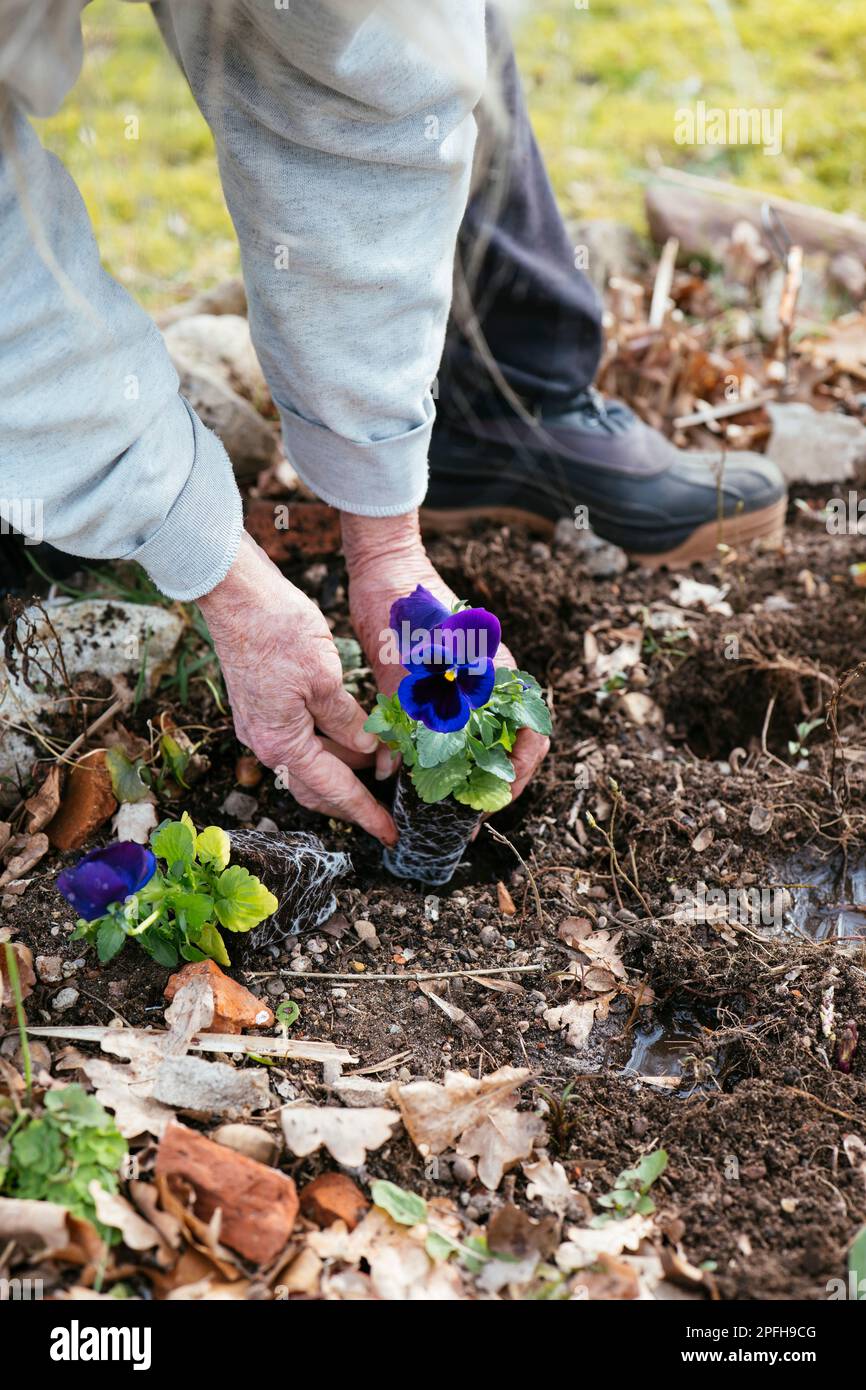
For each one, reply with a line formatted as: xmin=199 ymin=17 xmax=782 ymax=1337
xmin=390 ymin=585 xmax=501 ymax=733
xmin=57 ymin=841 xmax=157 ymax=922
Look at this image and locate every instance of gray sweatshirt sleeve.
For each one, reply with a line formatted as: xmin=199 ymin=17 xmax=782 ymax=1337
xmin=0 ymin=101 xmax=244 ymax=601
xmin=0 ymin=0 xmax=484 ymax=601
xmin=157 ymin=0 xmax=486 ymax=515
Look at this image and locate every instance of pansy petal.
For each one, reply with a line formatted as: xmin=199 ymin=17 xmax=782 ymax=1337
xmin=440 ymin=607 xmax=501 ymax=666
xmin=57 ymin=861 xmax=129 ymax=921
xmin=56 ymin=842 xmax=156 ymax=921
xmin=457 ymin=658 xmax=496 ymax=709
xmin=398 ymin=669 xmax=471 ymax=733
xmin=97 ymin=842 xmax=157 ymax=894
xmin=390 ymin=585 xmax=452 ymax=661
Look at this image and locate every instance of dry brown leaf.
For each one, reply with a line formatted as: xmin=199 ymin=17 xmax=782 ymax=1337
xmin=417 ymin=981 xmax=482 ymax=1038
xmin=281 ymin=1105 xmax=401 ymax=1166
xmin=523 ymin=1156 xmax=579 ymax=1219
xmin=0 ymin=832 xmax=49 ymax=888
xmin=394 ymin=1066 xmax=532 ymax=1156
xmin=23 ymin=766 xmax=62 ymax=833
xmin=88 ymin=1182 xmax=163 ymax=1252
xmin=497 ymin=881 xmax=517 ymax=915
xmin=555 ymin=1213 xmax=656 ymax=1271
xmin=458 ymin=1107 xmax=545 ymax=1190
xmin=544 ymin=999 xmax=598 ymax=1048
xmin=0 ymin=937 xmax=35 ymax=1006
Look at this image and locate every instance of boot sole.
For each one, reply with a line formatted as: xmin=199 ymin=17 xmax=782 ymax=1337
xmin=420 ymin=496 xmax=786 ymax=568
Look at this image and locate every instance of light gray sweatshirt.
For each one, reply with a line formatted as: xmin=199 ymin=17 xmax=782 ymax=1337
xmin=0 ymin=0 xmax=485 ymax=598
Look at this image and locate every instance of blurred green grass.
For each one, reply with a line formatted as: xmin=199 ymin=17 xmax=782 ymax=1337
xmin=36 ymin=0 xmax=866 ymax=309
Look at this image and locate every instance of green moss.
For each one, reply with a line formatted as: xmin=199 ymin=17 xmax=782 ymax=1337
xmin=34 ymin=0 xmax=866 ymax=305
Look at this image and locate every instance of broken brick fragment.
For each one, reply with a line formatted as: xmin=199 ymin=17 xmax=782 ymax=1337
xmin=155 ymin=1123 xmax=298 ymax=1264
xmin=164 ymin=958 xmax=274 ymax=1034
xmin=299 ymin=1172 xmax=370 ymax=1231
xmin=46 ymin=750 xmax=117 ymax=852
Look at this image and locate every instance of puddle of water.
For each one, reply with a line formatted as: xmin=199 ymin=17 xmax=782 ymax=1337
xmin=624 ymin=1010 xmax=717 ymax=1091
xmin=776 ymin=850 xmax=866 ymax=942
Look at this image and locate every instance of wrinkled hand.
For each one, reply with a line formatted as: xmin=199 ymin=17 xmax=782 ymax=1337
xmin=198 ymin=532 xmax=396 ymax=845
xmin=343 ymin=512 xmax=549 ymax=804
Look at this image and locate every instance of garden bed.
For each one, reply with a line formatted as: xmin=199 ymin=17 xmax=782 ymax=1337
xmin=5 ymin=507 xmax=866 ymax=1300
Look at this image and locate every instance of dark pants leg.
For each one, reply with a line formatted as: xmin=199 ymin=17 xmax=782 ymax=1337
xmin=437 ymin=8 xmax=603 ymax=419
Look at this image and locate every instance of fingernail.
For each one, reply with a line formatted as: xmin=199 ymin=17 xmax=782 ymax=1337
xmin=375 ymin=750 xmax=397 ymax=781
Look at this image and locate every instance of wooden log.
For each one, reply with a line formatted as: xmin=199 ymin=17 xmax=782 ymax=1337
xmin=646 ymin=167 xmax=866 ymax=262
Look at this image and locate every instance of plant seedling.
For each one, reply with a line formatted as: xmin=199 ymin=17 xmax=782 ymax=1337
xmin=591 ymin=1148 xmax=668 ymax=1227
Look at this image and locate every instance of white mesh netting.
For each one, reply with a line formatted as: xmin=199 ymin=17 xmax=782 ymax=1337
xmin=228 ymin=828 xmax=352 ymax=947
xmin=383 ymin=770 xmax=480 ymax=886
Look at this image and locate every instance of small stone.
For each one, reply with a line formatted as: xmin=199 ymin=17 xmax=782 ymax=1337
xmin=354 ymin=919 xmax=378 ymax=945
xmin=451 ymin=1156 xmax=476 ymax=1184
xmin=479 ymin=926 xmax=501 ymax=948
xmin=299 ymin=1172 xmax=370 ymax=1231
xmin=290 ymin=956 xmax=312 ymax=974
xmin=255 ymin=817 xmax=280 ymax=834
xmin=51 ymin=987 xmax=79 ymax=1013
xmin=235 ymin=755 xmax=263 ymax=788
xmin=221 ymin=789 xmax=259 ymax=821
xmin=152 ymin=1055 xmax=271 ymax=1119
xmin=36 ymin=955 xmax=63 ymax=984
xmin=413 ymin=997 xmax=430 ymax=1016
xmin=212 ymin=1123 xmax=280 ymax=1166
xmin=766 ymin=401 xmax=866 ymax=485
xmin=423 ymin=895 xmax=440 ymax=923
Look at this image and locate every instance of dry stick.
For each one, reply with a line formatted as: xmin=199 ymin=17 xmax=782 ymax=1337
xmin=484 ymin=823 xmax=544 ymax=928
xmin=673 ymin=391 xmax=776 ymax=430
xmin=247 ymin=964 xmax=543 ymax=983
xmin=648 ymin=235 xmax=679 ymax=329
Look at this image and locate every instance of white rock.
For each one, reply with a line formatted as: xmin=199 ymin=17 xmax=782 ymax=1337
xmin=766 ymin=402 xmax=866 ymax=485
xmin=52 ymin=987 xmax=79 ymax=1012
xmin=0 ymin=599 xmax=183 ymax=806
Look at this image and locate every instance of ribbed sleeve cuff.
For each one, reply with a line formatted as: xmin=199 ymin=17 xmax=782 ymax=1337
xmin=129 ymin=399 xmax=245 ymax=601
xmin=279 ymin=399 xmax=432 ymax=517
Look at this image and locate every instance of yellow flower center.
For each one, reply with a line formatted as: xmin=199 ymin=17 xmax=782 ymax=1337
xmin=443 ymin=668 xmax=457 ymax=682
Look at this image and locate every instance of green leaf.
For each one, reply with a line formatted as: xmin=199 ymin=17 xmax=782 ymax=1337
xmin=850 ymin=1226 xmax=866 ymax=1298
xmin=466 ymin=736 xmax=515 ymax=782
xmin=371 ymin=1180 xmax=427 ymax=1226
xmin=214 ymin=864 xmax=279 ymax=933
xmin=96 ymin=919 xmax=126 ymax=963
xmin=171 ymin=891 xmax=215 ymax=931
xmin=416 ymin=726 xmax=467 ymax=768
xmin=622 ymin=1148 xmax=668 ymax=1192
xmin=453 ymin=767 xmax=513 ymax=814
xmin=196 ymin=825 xmax=231 ymax=871
xmin=364 ymin=705 xmax=394 ymax=736
xmin=276 ymin=999 xmax=300 ymax=1030
xmin=151 ymin=818 xmax=195 ymax=869
xmin=104 ymin=747 xmax=150 ymax=804
xmin=411 ymin=753 xmax=472 ymax=804
xmin=425 ymin=1228 xmax=459 ymax=1262
xmin=159 ymin=732 xmax=190 ymax=787
xmin=509 ymin=692 xmax=552 ymax=736
xmin=145 ymin=934 xmax=179 ymax=968
xmin=196 ymin=920 xmax=231 ymax=967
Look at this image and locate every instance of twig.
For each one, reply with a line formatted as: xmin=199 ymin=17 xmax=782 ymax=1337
xmin=781 ymin=1085 xmax=864 ymax=1126
xmin=484 ymin=823 xmax=544 ymax=928
xmin=673 ymin=392 xmax=776 ymax=430
xmin=648 ymin=235 xmax=679 ymax=329
xmin=246 ymin=964 xmax=543 ymax=983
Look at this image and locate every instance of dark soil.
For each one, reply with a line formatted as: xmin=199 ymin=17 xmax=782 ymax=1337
xmin=5 ymin=492 xmax=866 ymax=1300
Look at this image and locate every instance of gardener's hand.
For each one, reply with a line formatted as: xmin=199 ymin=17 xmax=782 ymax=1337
xmin=342 ymin=511 xmax=549 ymax=801
xmin=198 ymin=532 xmax=397 ymax=845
